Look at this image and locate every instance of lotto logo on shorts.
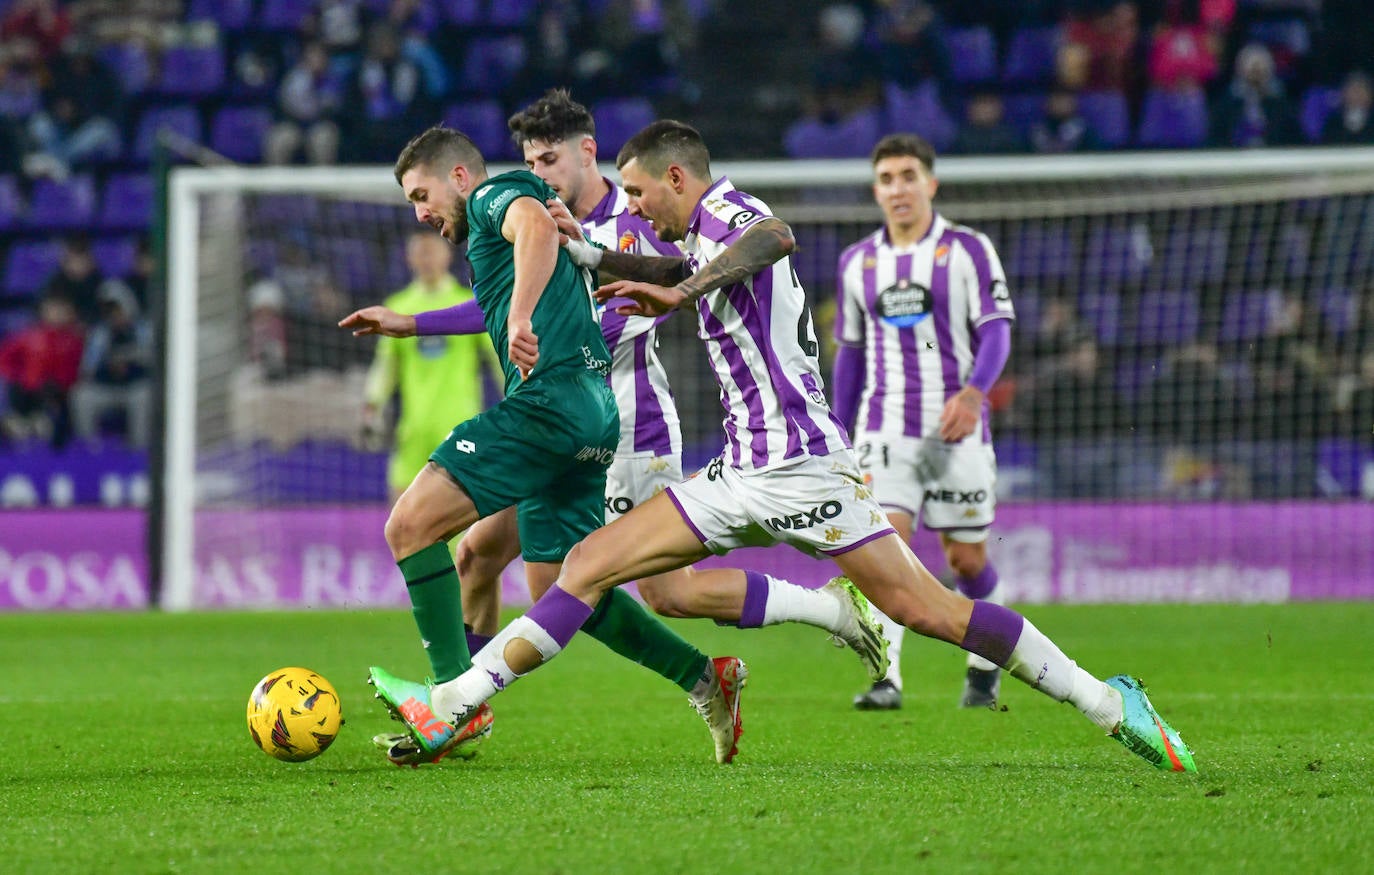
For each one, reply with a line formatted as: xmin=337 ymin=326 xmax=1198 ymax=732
xmin=455 ymin=440 xmax=477 ymax=454
xmin=764 ymin=500 xmax=843 ymax=532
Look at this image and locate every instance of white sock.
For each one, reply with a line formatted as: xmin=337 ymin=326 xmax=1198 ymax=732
xmin=1001 ymin=616 xmax=1122 ymax=730
xmin=432 ymin=616 xmax=563 ymax=722
xmin=871 ymin=606 xmax=905 ymax=689
xmin=761 ymin=575 xmax=845 ymax=631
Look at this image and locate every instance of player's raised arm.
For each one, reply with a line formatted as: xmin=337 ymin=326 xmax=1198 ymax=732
xmin=503 ymin=196 xmax=559 ymax=378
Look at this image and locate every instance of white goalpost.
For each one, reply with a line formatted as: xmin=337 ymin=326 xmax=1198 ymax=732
xmin=162 ymin=147 xmax=1374 ymax=611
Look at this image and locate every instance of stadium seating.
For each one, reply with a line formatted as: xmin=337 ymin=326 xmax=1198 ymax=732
xmin=944 ymin=26 xmax=997 ymax=85
xmin=1217 ymin=290 xmax=1274 ymax=343
xmin=459 ymin=36 xmax=527 ymax=95
xmin=1300 ymin=85 xmax=1340 ymax=142
xmin=97 ymin=42 xmax=152 ymax=96
xmin=157 ymin=45 xmax=227 ymax=99
xmin=98 ymin=173 xmax=156 ymax=232
xmin=2 ymin=240 xmax=63 ymax=298
xmin=26 ymin=176 xmax=98 ymax=231
xmin=1077 ymin=90 xmax=1130 ymax=148
xmin=134 ymin=105 xmax=204 ymax=162
xmin=0 ymin=176 xmax=24 ymax=232
xmin=1137 ymin=87 xmax=1209 ymax=149
xmin=442 ymin=100 xmax=509 ymax=159
xmin=186 ymin=0 xmax=255 ymax=31
xmin=260 ymin=0 xmax=315 ymax=32
xmin=882 ymin=81 xmax=957 ymax=152
xmin=210 ymin=105 xmax=274 ymax=164
xmin=91 ymin=236 xmax=138 ymax=279
xmin=592 ymin=97 xmax=656 ymax=155
xmin=1001 ymin=26 xmax=1060 ymax=86
xmin=1130 ymin=288 xmax=1202 ymax=346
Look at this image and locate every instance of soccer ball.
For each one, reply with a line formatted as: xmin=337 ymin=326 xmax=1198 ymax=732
xmin=246 ymin=667 xmax=343 ymax=762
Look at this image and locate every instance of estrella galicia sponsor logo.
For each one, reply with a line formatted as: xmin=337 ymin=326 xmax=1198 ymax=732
xmin=575 ymin=446 xmax=615 ymax=465
xmin=764 ymin=500 xmax=843 ymax=532
xmin=605 ymin=495 xmax=634 ymax=514
xmin=877 ymin=278 xmax=932 ymax=328
xmin=417 ymin=335 xmax=447 ymax=358
xmin=705 ymin=457 xmax=724 ymax=481
xmin=923 ymin=488 xmax=988 ymax=504
xmin=726 ymin=209 xmax=758 ymax=231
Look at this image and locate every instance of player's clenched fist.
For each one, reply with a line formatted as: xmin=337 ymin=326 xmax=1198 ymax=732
xmin=339 ymin=305 xmax=417 ymax=338
xmin=508 ymin=317 xmax=539 ymax=379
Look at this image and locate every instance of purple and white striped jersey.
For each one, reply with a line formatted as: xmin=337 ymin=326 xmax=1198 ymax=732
xmin=683 ymin=178 xmax=850 ymax=470
xmin=834 ymin=213 xmax=1015 ymax=444
xmin=582 ymin=178 xmax=683 ymax=457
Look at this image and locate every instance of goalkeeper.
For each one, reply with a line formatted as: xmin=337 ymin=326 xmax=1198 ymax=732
xmin=363 ymin=230 xmax=498 ymax=502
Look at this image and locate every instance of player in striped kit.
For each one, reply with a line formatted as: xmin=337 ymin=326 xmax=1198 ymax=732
xmin=378 ymin=121 xmax=1195 ymax=775
xmin=833 ymin=133 xmax=1011 ymax=711
xmin=357 ymin=95 xmax=888 ymax=767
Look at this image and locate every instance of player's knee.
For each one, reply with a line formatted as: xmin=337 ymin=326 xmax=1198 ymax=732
xmin=944 ymin=543 xmax=985 ymax=580
xmin=635 ymin=579 xmax=681 ymax=617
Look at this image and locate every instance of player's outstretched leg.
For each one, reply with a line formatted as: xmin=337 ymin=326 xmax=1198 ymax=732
xmin=834 ymin=533 xmax=1197 ymax=773
xmin=687 ymin=656 xmax=749 ymax=764
xmin=853 ymin=606 xmax=905 ymax=710
xmin=818 ymin=577 xmax=890 ymax=681
xmin=955 ymin=561 xmax=1002 ymax=709
xmin=367 ymin=666 xmax=494 ymax=764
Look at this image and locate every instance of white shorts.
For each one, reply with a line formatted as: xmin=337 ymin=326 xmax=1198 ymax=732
xmin=604 ymin=452 xmax=683 ymax=523
xmin=666 ymin=450 xmax=896 ymax=558
xmin=854 ymin=432 xmax=996 ymax=541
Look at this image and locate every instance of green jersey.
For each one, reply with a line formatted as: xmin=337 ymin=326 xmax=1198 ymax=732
xmin=465 ymin=170 xmax=611 ymax=393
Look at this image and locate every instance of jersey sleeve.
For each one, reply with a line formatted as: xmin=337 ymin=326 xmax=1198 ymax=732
xmin=834 ymin=245 xmax=866 ymax=348
xmin=469 ymin=175 xmax=546 ymax=240
xmin=704 ymin=194 xmax=771 ymax=248
xmin=961 ymin=231 xmax=1015 ymax=328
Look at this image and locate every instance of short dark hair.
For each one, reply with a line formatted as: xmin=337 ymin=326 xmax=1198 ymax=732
xmin=616 ymin=119 xmax=710 ymax=179
xmin=871 ymin=133 xmax=936 ymax=174
xmin=507 ymin=88 xmax=595 ymax=146
xmin=393 ymin=125 xmax=486 ymax=186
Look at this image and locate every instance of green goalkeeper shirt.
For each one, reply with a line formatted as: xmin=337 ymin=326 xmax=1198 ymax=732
xmin=465 ymin=170 xmax=611 ymax=393
xmin=367 ymin=276 xmax=496 ymax=445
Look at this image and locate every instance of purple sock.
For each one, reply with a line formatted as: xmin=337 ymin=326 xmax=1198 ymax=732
xmin=959 ymin=601 xmax=1024 ymax=668
xmin=735 ymin=571 xmax=769 ymax=628
xmin=957 ymin=563 xmax=999 ymax=600
xmin=465 ymin=628 xmax=493 ymax=655
xmin=525 ymin=584 xmax=594 ymax=648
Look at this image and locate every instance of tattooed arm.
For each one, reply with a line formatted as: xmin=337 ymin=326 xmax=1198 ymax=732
xmin=594 ymin=218 xmax=798 ymax=316
xmin=596 ymin=249 xmax=691 ymax=286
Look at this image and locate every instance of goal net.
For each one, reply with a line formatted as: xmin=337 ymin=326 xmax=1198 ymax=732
xmin=163 ymin=149 xmax=1374 ymax=610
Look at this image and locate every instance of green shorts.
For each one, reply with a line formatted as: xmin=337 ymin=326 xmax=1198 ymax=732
xmin=429 ymin=370 xmax=619 ymax=563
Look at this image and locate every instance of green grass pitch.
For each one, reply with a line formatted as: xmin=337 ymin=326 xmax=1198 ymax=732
xmin=2 ymin=602 xmax=1371 ymax=874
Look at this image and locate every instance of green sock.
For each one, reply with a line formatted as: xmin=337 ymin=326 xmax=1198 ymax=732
xmin=582 ymin=588 xmax=711 ymax=692
xmin=397 ymin=542 xmax=470 ymax=684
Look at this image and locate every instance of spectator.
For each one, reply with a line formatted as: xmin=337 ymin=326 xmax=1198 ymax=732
xmin=1064 ymin=1 xmax=1141 ymax=96
xmin=70 ymin=279 xmax=153 ymax=447
xmin=1210 ymin=43 xmax=1301 ymax=147
xmin=512 ymin=3 xmax=584 ymax=101
xmin=26 ymin=54 xmax=123 ymax=174
xmin=1137 ymin=340 xmax=1240 ymax=444
xmin=122 ymin=236 xmax=155 ymax=310
xmin=597 ymin=0 xmax=697 ymax=97
xmin=285 ymin=276 xmax=370 ymax=374
xmin=341 ymin=21 xmax=427 ymax=162
xmin=1321 ymin=70 xmax=1374 ymax=145
xmin=1030 ymin=88 xmax=1102 ymax=153
xmin=1054 ymin=41 xmax=1092 ymax=93
xmin=952 ymin=92 xmax=1025 ymax=154
xmin=1 ymin=0 xmax=72 ymax=67
xmin=265 ymin=41 xmax=342 ymax=166
xmin=45 ymin=237 xmax=103 ymax=324
xmin=0 ymin=294 xmax=84 ymax=446
xmin=809 ymin=4 xmax=871 ymax=94
xmin=246 ymin=275 xmax=288 ymax=381
xmin=1245 ymin=293 xmax=1331 ymax=440
xmin=314 ymin=0 xmax=365 ymax=61
xmin=1343 ymin=349 xmax=1374 ymax=444
xmin=875 ymin=0 xmax=949 ymax=88
xmin=1023 ymin=331 xmax=1123 ymax=441
xmin=1147 ymin=0 xmax=1218 ymax=91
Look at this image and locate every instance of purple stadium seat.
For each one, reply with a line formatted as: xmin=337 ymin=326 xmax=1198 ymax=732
xmin=260 ymin=0 xmax=315 ymax=31
xmin=92 ymin=236 xmax=138 ymax=279
xmin=460 ymin=37 xmax=527 ymax=94
xmin=943 ymin=26 xmax=997 ymax=85
xmin=158 ymin=44 xmax=226 ymax=98
xmin=443 ymin=0 xmax=484 ymax=26
xmin=1300 ymin=86 xmax=1340 ymax=143
xmin=1157 ymin=224 xmax=1228 ymax=286
xmin=99 ymin=173 xmax=155 ymax=232
xmin=134 ymin=105 xmax=203 ymax=162
xmin=783 ymin=106 xmax=882 ymax=159
xmin=3 ymin=240 xmax=63 ymax=298
xmin=1136 ymin=87 xmax=1208 ymax=149
xmin=1085 ymin=223 xmax=1153 ymax=284
xmin=26 ymin=175 xmax=97 ymax=230
xmin=883 ymin=81 xmax=957 ymax=152
xmin=187 ymin=0 xmax=253 ymax=31
xmin=1078 ymin=90 xmax=1129 ymax=147
xmin=0 ymin=175 xmax=24 ymax=232
xmin=488 ymin=0 xmax=537 ymax=27
xmin=1131 ymin=289 xmax=1200 ymax=345
xmin=97 ymin=42 xmax=152 ymax=95
xmin=1002 ymin=26 xmax=1060 ymax=85
xmin=442 ymin=100 xmax=509 ymax=159
xmin=1005 ymin=225 xmax=1076 ymax=281
xmin=1001 ymin=92 xmax=1047 ymax=135
xmin=1077 ymin=288 xmax=1122 ymax=345
xmin=322 ymin=238 xmax=378 ymax=295
xmin=592 ymin=97 xmax=656 ymax=154
xmin=1319 ymin=286 xmax=1356 ymax=335
xmin=211 ymin=105 xmax=273 ymax=163
xmin=1217 ymin=291 xmax=1273 ymax=343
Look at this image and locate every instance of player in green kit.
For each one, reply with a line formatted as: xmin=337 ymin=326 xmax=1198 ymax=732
xmin=340 ymin=126 xmax=743 ymax=766
xmin=363 ymin=230 xmax=497 ymax=502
